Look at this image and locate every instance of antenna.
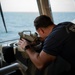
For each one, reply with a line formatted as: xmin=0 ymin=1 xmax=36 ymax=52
xmin=0 ymin=2 xmax=8 ymax=33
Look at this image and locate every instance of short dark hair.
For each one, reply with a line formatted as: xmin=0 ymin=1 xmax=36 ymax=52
xmin=34 ymin=15 xmax=54 ymax=30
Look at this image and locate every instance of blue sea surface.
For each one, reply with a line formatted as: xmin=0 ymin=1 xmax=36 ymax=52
xmin=0 ymin=12 xmax=75 ymax=43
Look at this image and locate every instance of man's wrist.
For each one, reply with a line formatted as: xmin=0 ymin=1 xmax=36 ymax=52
xmin=24 ymin=45 xmax=31 ymax=50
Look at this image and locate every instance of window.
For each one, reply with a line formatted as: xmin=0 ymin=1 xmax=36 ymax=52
xmin=0 ymin=0 xmax=39 ymax=43
xmin=50 ymin=0 xmax=75 ymax=24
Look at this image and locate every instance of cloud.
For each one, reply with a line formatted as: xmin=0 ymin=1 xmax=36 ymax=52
xmin=50 ymin=0 xmax=75 ymax=12
xmin=1 ymin=0 xmax=38 ymax=12
xmin=1 ymin=0 xmax=75 ymax=12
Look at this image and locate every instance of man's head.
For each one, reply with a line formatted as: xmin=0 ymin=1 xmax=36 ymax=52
xmin=34 ymin=15 xmax=55 ymax=40
xmin=34 ymin=15 xmax=54 ymax=30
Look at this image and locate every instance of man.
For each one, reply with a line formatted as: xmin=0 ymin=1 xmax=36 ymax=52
xmin=18 ymin=15 xmax=75 ymax=74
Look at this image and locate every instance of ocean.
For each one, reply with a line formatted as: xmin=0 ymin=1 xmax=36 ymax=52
xmin=0 ymin=12 xmax=75 ymax=43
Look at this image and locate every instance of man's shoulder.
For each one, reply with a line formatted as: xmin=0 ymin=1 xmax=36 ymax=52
xmin=57 ymin=22 xmax=74 ymax=26
xmin=54 ymin=22 xmax=75 ymax=33
xmin=53 ymin=22 xmax=72 ymax=29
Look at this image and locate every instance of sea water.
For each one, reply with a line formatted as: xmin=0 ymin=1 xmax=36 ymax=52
xmin=0 ymin=12 xmax=75 ymax=43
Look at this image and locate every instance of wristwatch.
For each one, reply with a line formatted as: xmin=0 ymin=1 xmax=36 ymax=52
xmin=24 ymin=45 xmax=31 ymax=50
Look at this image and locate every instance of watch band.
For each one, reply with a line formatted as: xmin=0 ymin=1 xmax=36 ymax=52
xmin=24 ymin=45 xmax=31 ymax=50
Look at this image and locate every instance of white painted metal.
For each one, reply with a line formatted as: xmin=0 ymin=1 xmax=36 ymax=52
xmin=37 ymin=0 xmax=54 ymax=22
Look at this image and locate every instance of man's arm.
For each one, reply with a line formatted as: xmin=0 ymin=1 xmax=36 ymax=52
xmin=18 ymin=39 xmax=56 ymax=70
xmin=26 ymin=49 xmax=56 ymax=70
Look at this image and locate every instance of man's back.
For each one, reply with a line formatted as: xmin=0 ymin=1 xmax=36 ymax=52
xmin=43 ymin=22 xmax=75 ymax=74
xmin=57 ymin=22 xmax=75 ymax=67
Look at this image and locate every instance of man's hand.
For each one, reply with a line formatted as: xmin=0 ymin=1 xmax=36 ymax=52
xmin=18 ymin=38 xmax=29 ymax=50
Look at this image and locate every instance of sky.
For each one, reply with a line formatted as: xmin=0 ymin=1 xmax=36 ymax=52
xmin=0 ymin=0 xmax=75 ymax=12
xmin=50 ymin=0 xmax=75 ymax=12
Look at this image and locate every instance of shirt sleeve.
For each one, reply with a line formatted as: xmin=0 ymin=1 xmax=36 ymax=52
xmin=42 ymin=27 xmax=68 ymax=56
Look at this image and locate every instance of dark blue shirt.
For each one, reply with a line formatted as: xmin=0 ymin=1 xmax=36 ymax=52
xmin=43 ymin=22 xmax=75 ymax=69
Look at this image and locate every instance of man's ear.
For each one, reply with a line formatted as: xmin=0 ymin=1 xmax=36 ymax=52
xmin=39 ymin=28 xmax=44 ymax=33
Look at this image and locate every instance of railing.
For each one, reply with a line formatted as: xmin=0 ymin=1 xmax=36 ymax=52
xmin=0 ymin=42 xmax=28 ymax=75
xmin=0 ymin=62 xmax=28 ymax=75
xmin=0 ymin=44 xmax=3 ymax=68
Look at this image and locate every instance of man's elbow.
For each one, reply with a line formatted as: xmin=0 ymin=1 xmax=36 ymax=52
xmin=36 ymin=64 xmax=45 ymax=70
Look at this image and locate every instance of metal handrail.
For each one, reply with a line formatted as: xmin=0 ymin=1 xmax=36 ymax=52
xmin=0 ymin=62 xmax=28 ymax=75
